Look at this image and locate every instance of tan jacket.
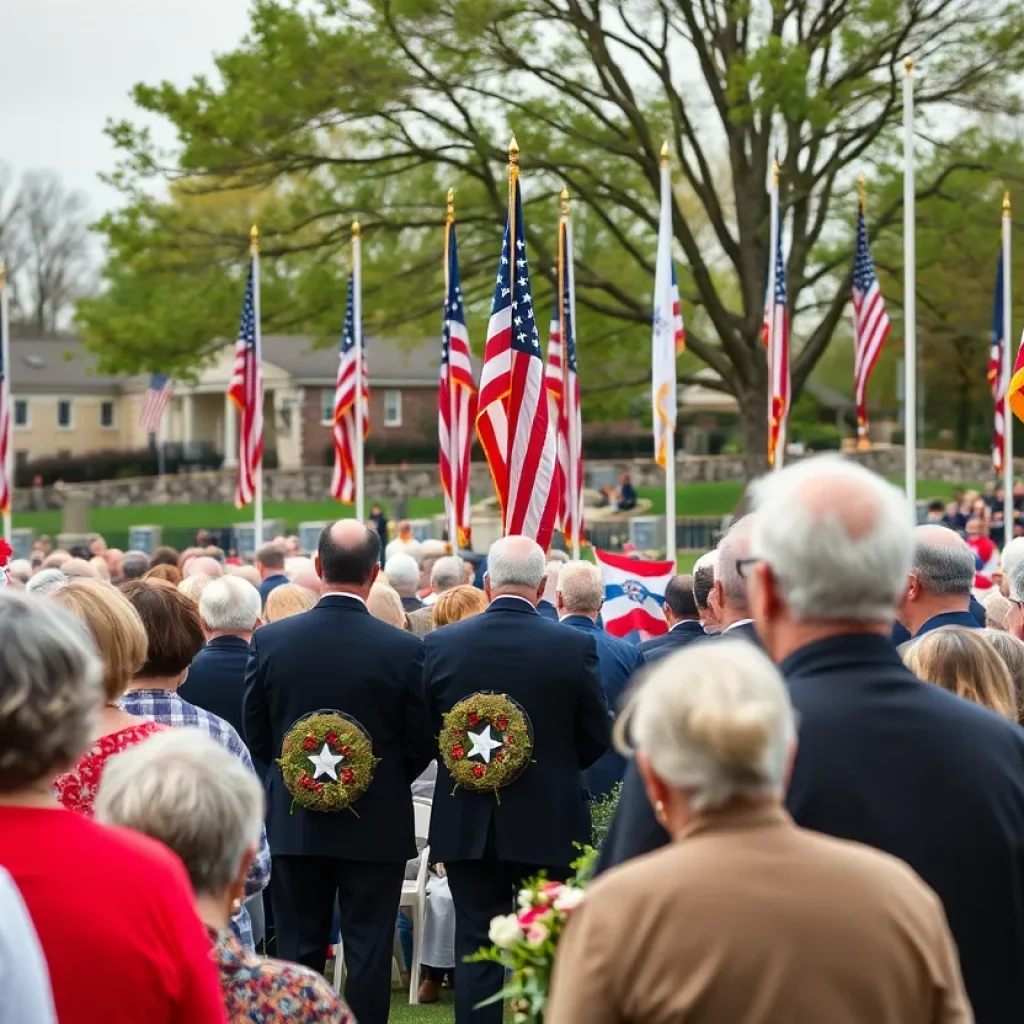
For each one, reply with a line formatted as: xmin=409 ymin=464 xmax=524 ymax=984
xmin=547 ymin=804 xmax=971 ymax=1024
xmin=406 ymin=606 xmax=434 ymax=638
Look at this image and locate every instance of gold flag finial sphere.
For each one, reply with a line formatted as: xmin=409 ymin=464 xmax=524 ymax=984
xmin=560 ymin=186 xmax=570 ymax=216
xmin=904 ymin=57 xmax=914 ymax=74
xmin=660 ymin=140 xmax=669 ymax=167
xmin=858 ymin=172 xmax=867 ymax=208
xmin=446 ymin=187 xmax=455 ymax=221
xmin=0 ymin=260 xmax=5 ymax=288
xmin=249 ymin=224 xmax=259 ymax=254
xmin=509 ymin=135 xmax=520 ymax=167
xmin=352 ymin=220 xmax=361 ymax=239
xmin=1004 ymin=191 xmax=1012 ymax=215
xmin=771 ymin=159 xmax=780 ymax=187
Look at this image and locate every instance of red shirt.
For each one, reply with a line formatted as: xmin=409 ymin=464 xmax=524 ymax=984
xmin=0 ymin=806 xmax=226 ymax=1024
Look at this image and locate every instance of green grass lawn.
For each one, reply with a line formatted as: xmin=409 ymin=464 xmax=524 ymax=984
xmin=389 ymin=989 xmax=455 ymax=1023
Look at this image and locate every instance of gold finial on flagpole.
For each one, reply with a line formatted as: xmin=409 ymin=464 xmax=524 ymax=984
xmin=858 ymin=173 xmax=867 ymax=209
xmin=560 ymin=186 xmax=570 ymax=217
xmin=660 ymin=140 xmax=669 ymax=168
xmin=771 ymin=159 xmax=780 ymax=188
xmin=1004 ymin=191 xmax=1012 ymax=215
xmin=904 ymin=57 xmax=913 ymax=75
xmin=249 ymin=224 xmax=259 ymax=254
xmin=0 ymin=261 xmax=5 ymax=290
xmin=509 ymin=136 xmax=520 ymax=168
xmin=446 ymin=187 xmax=455 ymax=224
xmin=351 ymin=220 xmax=361 ymax=239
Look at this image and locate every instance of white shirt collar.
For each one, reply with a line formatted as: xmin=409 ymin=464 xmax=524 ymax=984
xmin=669 ymin=619 xmax=699 ymax=632
xmin=319 ymin=592 xmax=368 ymax=608
xmin=493 ymin=594 xmax=537 ymax=610
xmin=722 ymin=617 xmax=754 ymax=632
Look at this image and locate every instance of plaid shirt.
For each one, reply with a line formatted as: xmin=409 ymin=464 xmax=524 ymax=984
xmin=119 ymin=688 xmax=272 ymax=950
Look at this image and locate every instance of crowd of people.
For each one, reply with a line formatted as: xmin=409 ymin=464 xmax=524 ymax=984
xmin=2 ymin=460 xmax=1024 ymax=1023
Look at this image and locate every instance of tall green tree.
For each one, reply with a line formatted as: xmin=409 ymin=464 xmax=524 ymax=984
xmin=80 ymin=0 xmax=1024 ymax=471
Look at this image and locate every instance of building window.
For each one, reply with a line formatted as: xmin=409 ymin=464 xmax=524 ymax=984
xmin=14 ymin=450 xmax=28 ymax=470
xmin=57 ymin=399 xmax=73 ymax=429
xmin=13 ymin=399 xmax=28 ymax=428
xmin=321 ymin=388 xmax=334 ymax=425
xmin=100 ymin=400 xmax=116 ymax=428
xmin=384 ymin=389 xmax=402 ymax=428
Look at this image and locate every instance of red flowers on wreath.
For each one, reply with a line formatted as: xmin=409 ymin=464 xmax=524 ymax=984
xmin=341 ymin=768 xmax=355 ymax=785
xmin=340 ymin=745 xmax=352 ymax=756
xmin=472 ymin=764 xmax=486 ymax=778
xmin=495 ymin=715 xmax=509 ymax=730
xmin=468 ymin=710 xmax=480 ymax=727
xmin=325 ymin=731 xmax=339 ymax=746
xmin=302 ymin=735 xmax=318 ymax=752
xmin=450 ymin=745 xmax=465 ymax=760
xmin=493 ymin=751 xmax=504 ymax=762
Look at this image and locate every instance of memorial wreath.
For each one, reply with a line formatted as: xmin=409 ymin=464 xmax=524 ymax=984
xmin=279 ymin=710 xmax=377 ymax=813
xmin=440 ymin=693 xmax=533 ymax=795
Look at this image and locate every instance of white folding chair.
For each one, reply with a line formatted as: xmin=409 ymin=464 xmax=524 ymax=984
xmin=401 ymin=797 xmax=433 ymax=1004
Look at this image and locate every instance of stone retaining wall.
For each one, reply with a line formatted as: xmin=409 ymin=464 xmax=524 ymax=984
xmin=10 ymin=447 xmax=1013 ymax=513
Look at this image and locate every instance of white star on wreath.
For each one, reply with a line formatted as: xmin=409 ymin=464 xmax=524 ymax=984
xmin=308 ymin=743 xmax=344 ymax=781
xmin=466 ymin=725 xmax=503 ymax=764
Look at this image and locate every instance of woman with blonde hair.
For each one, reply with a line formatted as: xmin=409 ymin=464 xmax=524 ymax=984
xmin=979 ymin=628 xmax=1024 ymax=721
xmin=432 ymin=584 xmax=487 ymax=627
xmin=547 ymin=640 xmax=969 ymax=1024
xmin=902 ymin=625 xmax=1018 ymax=721
xmin=367 ymin=581 xmax=408 ymax=629
xmin=50 ymin=578 xmax=165 ymax=816
xmin=264 ymin=582 xmax=317 ymax=623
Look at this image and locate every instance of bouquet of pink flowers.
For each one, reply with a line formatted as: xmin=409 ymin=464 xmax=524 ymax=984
xmin=470 ymin=852 xmax=593 ymax=1022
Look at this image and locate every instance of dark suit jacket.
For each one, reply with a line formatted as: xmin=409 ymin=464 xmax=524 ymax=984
xmin=600 ymin=631 xmax=1024 ymax=1024
xmin=258 ymin=573 xmax=289 ymax=605
xmin=423 ymin=596 xmax=611 ymax=866
xmin=243 ymin=594 xmax=433 ymax=862
xmin=180 ymin=634 xmax=265 ymax=777
xmin=638 ymin=619 xmax=706 ymax=661
xmin=561 ymin=615 xmax=644 ymax=798
xmin=892 ymin=597 xmax=987 ymax=645
xmin=536 ymin=599 xmax=558 ymax=621
xmin=401 ymin=594 xmax=425 ymax=613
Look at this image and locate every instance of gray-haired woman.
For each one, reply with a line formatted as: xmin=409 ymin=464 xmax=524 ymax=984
xmin=95 ymin=729 xmax=355 ymax=1024
xmin=547 ymin=640 xmax=971 ymax=1024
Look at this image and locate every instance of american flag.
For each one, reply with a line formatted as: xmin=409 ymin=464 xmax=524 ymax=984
xmin=544 ymin=217 xmax=584 ymax=549
xmin=0 ymin=281 xmax=9 ymax=518
xmin=763 ymin=197 xmax=790 ymax=468
xmin=476 ymin=174 xmax=559 ymax=549
xmin=331 ymin=274 xmax=369 ymax=503
xmin=139 ymin=372 xmax=173 ymax=433
xmin=852 ymin=200 xmax=891 ymax=441
xmin=227 ymin=260 xmax=263 ymax=509
xmin=438 ymin=219 xmax=477 ymax=545
xmin=990 ymin=254 xmax=1007 ymax=472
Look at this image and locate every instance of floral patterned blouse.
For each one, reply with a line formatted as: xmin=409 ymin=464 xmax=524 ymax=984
xmin=211 ymin=929 xmax=355 ymax=1023
xmin=54 ymin=721 xmax=165 ymax=816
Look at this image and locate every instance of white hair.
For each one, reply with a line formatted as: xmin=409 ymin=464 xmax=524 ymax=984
xmin=749 ymin=455 xmax=912 ymax=622
xmin=431 ymin=556 xmax=464 ymax=592
xmin=911 ymin=527 xmax=975 ymax=597
xmin=714 ymin=516 xmax=754 ymax=610
xmin=420 ymin=540 xmax=448 ymax=559
xmin=96 ymin=729 xmax=263 ymax=896
xmin=25 ymin=568 xmax=68 ymax=596
xmin=615 ymin=639 xmax=795 ymax=812
xmin=692 ymin=550 xmax=717 ymax=574
xmin=7 ymin=560 xmax=31 ymax=584
xmin=384 ymin=552 xmax=420 ymax=592
xmin=1002 ymin=537 xmax=1024 ymax=586
xmin=199 ymin=576 xmax=262 ymax=633
xmin=557 ymin=561 xmax=605 ymax=614
xmin=1008 ymin=559 xmax=1024 ymax=603
xmin=487 ymin=536 xmax=546 ymax=590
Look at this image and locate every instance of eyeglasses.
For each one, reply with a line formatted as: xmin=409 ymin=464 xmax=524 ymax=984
xmin=735 ymin=556 xmax=761 ymax=580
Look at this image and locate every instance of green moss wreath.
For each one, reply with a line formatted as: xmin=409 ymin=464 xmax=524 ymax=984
xmin=439 ymin=693 xmax=533 ymax=795
xmin=279 ymin=711 xmax=378 ymax=813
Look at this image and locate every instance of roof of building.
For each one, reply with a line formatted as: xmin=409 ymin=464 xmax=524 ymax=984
xmin=6 ymin=337 xmax=135 ymax=394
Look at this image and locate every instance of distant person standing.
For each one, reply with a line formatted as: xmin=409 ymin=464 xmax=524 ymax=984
xmin=423 ymin=537 xmax=610 ymax=1024
xmin=244 ymin=521 xmax=434 ymax=1024
xmin=256 ymin=541 xmax=289 ymax=605
xmin=368 ymin=503 xmax=389 ymax=562
xmin=615 ymin=473 xmax=637 ymax=512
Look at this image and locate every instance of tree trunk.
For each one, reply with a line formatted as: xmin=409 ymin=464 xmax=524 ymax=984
xmin=736 ymin=382 xmax=770 ymax=482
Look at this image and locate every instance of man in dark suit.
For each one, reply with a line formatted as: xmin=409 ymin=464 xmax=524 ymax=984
xmin=180 ymin=574 xmax=266 ymax=776
xmin=638 ymin=573 xmax=705 ymax=660
xmin=256 ymin=541 xmax=289 ymax=606
xmin=244 ymin=521 xmax=433 ymax=1024
xmin=596 ymin=516 xmax=758 ymax=873
xmin=423 ymin=536 xmax=610 ymax=1024
xmin=555 ymin=560 xmax=643 ymax=798
xmin=383 ymin=550 xmax=425 ymax=613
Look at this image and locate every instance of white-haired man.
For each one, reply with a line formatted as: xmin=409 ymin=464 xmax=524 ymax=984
xmin=407 ymin=555 xmax=465 ymax=637
xmin=180 ymin=575 xmax=265 ymax=776
xmin=536 ymin=559 xmax=562 ymax=620
xmin=1000 ymin=536 xmax=1024 ymax=597
xmin=383 ymin=551 xmax=424 ymax=613
xmin=706 ymin=515 xmax=757 ymax=640
xmin=1005 ymin=560 xmax=1024 ymax=641
xmin=423 ymin=536 xmax=610 ymax=1024
xmin=895 ymin=525 xmax=980 ymax=638
xmin=692 ymin=550 xmax=720 ymax=633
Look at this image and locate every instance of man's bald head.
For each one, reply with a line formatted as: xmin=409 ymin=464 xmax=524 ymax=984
xmin=185 ymin=556 xmax=224 ymax=579
xmin=317 ymin=519 xmax=381 ymax=587
xmin=911 ymin=524 xmax=975 ymax=597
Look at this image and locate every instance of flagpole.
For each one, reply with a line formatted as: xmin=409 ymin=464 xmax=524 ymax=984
xmin=0 ymin=262 xmax=11 ymax=545
xmin=660 ymin=142 xmax=677 ymax=564
xmin=250 ymin=225 xmax=264 ymax=545
xmin=505 ymin=137 xmax=520 ymax=540
xmin=768 ymin=161 xmax=785 ymax=471
xmin=561 ymin=187 xmax=581 ymax=560
xmin=903 ymin=58 xmax=917 ymax=517
xmin=352 ymin=220 xmax=365 ymax=525
xmin=445 ymin=189 xmax=459 ymax=551
xmin=1003 ymin=192 xmax=1014 ymax=539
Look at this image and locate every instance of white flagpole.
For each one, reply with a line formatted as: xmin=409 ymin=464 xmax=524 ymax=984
xmin=766 ymin=162 xmax=782 ymax=471
xmin=1 ymin=263 xmax=10 ymax=545
xmin=250 ymin=225 xmax=264 ymax=545
xmin=1003 ymin=193 xmax=1014 ymax=538
xmin=445 ymin=191 xmax=459 ymax=551
xmin=353 ymin=221 xmax=365 ymax=525
xmin=903 ymin=59 xmax=917 ymax=517
xmin=563 ymin=191 xmax=581 ymax=561
xmin=657 ymin=143 xmax=677 ymax=565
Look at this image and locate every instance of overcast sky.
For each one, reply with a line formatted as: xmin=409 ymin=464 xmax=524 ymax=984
xmin=3 ymin=0 xmax=253 ymax=218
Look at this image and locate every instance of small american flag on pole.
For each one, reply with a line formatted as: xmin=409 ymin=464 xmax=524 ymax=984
xmin=852 ymin=189 xmax=891 ymax=443
xmin=438 ymin=196 xmax=477 ymax=546
xmin=476 ymin=138 xmax=559 ymax=549
xmin=227 ymin=257 xmax=263 ymax=509
xmin=331 ymin=273 xmax=369 ymax=503
xmin=990 ymin=254 xmax=1007 ymax=472
xmin=139 ymin=372 xmax=173 ymax=433
xmin=763 ymin=163 xmax=790 ymax=468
